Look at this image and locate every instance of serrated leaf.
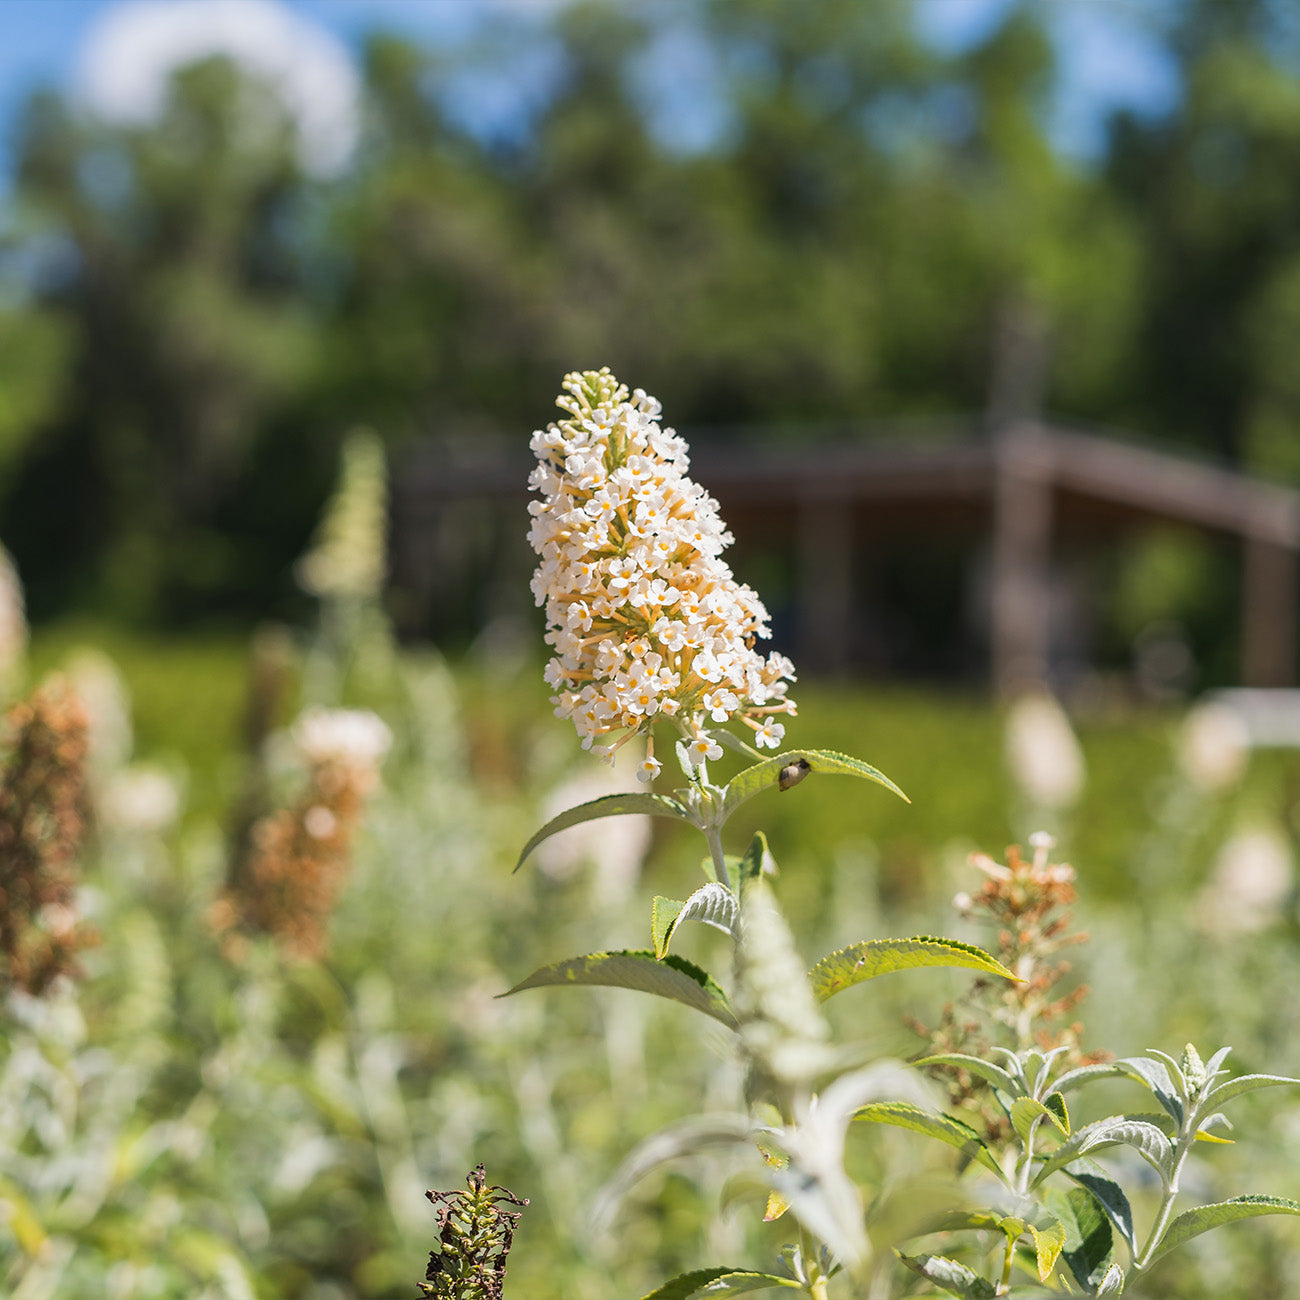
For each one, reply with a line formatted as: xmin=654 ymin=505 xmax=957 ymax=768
xmin=1044 ymin=1092 xmax=1070 ymax=1134
xmin=1117 ymin=1057 xmax=1183 ymax=1124
xmin=854 ymin=1101 xmax=1006 ymax=1180
xmin=1148 ymin=1195 xmax=1300 ymax=1264
xmin=1012 ymin=1096 xmax=1069 ymax=1147
xmin=652 ymin=884 xmax=738 ymax=959
xmin=638 ymin=1268 xmax=802 ymax=1299
xmin=502 ymin=950 xmax=737 ymax=1029
xmin=516 ymin=792 xmax=691 ymax=871
xmin=719 ymin=749 xmax=908 ymax=821
xmin=1204 ymin=1071 xmax=1300 ymax=1110
xmin=1064 ymin=1159 xmax=1137 ymax=1255
xmin=1027 ymin=1214 xmax=1066 ymax=1282
xmin=1194 ymin=1111 xmax=1234 ymax=1144
xmin=755 ymin=1142 xmax=790 ymax=1221
xmin=763 ymin=1190 xmax=790 ymax=1222
xmin=652 ymin=896 xmax=687 ymax=960
xmin=1052 ymin=1062 xmax=1131 ymax=1096
xmin=811 ymin=936 xmax=1017 ymax=1003
xmin=897 ymin=1252 xmax=997 ymax=1298
xmin=1032 ymin=1117 xmax=1172 ymax=1187
xmin=1045 ymin=1185 xmax=1113 ymax=1291
xmin=738 ymin=831 xmax=774 ymax=885
xmin=914 ymin=1053 xmax=1022 ymax=1096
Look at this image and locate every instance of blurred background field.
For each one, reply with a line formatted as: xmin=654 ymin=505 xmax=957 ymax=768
xmin=3 ymin=0 xmax=1300 ymax=1295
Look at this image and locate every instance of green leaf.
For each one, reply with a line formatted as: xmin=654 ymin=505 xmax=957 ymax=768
xmin=1044 ymin=1092 xmax=1070 ymax=1134
xmin=1045 ymin=1185 xmax=1113 ymax=1292
xmin=854 ymin=1101 xmax=1006 ymax=1180
xmin=1117 ymin=1057 xmax=1183 ymax=1124
xmin=1026 ymin=1214 xmax=1066 ymax=1283
xmin=652 ymin=896 xmax=686 ymax=960
xmin=502 ymin=950 xmax=738 ymax=1029
xmin=1012 ymin=1096 xmax=1069 ymax=1147
xmin=811 ymin=937 xmax=1017 ymax=1003
xmin=1204 ymin=1072 xmax=1300 ymax=1110
xmin=897 ymin=1253 xmax=997 ymax=1299
xmin=914 ymin=1053 xmax=1022 ymax=1096
xmin=1064 ymin=1158 xmax=1137 ymax=1255
xmin=516 ymin=792 xmax=692 ymax=871
xmin=637 ymin=1269 xmax=801 ymax=1299
xmin=1148 ymin=1195 xmax=1300 ymax=1264
xmin=1095 ymin=1263 xmax=1125 ymax=1293
xmin=652 ymin=884 xmax=738 ymax=959
xmin=1053 ymin=1062 xmax=1131 ymax=1096
xmin=738 ymin=831 xmax=774 ymax=886
xmin=1032 ymin=1117 xmax=1172 ymax=1187
xmin=718 ymin=749 xmax=908 ymax=821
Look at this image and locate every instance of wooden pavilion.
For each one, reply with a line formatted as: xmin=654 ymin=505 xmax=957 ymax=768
xmin=391 ymin=418 xmax=1300 ymax=692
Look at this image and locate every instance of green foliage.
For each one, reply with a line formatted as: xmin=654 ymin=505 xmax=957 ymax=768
xmin=638 ymin=1267 xmax=803 ymax=1298
xmin=809 ymin=937 xmax=1016 ymax=1003
xmin=10 ymin=627 xmax=1300 ymax=1297
xmin=853 ymin=1102 xmax=1004 ymax=1179
xmin=718 ymin=750 xmax=908 ymax=820
xmin=503 ymin=951 xmax=739 ymax=1029
xmin=516 ymin=792 xmax=692 ymax=872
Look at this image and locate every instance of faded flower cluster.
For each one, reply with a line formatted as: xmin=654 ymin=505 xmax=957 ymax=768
xmin=528 ymin=368 xmax=796 ymax=781
xmin=212 ymin=707 xmax=391 ymax=961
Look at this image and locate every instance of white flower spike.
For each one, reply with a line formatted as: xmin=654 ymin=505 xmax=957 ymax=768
xmin=528 ymin=368 xmax=797 ymax=773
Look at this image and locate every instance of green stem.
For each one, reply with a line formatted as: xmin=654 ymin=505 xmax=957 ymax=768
xmin=703 ymin=823 xmax=729 ymax=889
xmin=997 ymin=1235 xmax=1015 ymax=1296
xmin=1132 ymin=1139 xmax=1191 ymax=1275
xmin=801 ymin=1222 xmax=830 ymax=1300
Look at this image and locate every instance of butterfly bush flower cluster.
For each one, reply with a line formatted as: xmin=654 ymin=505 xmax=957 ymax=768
xmin=212 ymin=707 xmax=391 ymax=960
xmin=528 ymin=368 xmax=796 ymax=782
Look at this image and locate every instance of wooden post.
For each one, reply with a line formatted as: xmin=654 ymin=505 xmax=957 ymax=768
xmin=797 ymin=492 xmax=854 ymax=675
xmin=990 ymin=425 xmax=1054 ymax=695
xmin=1242 ymin=533 xmax=1297 ymax=687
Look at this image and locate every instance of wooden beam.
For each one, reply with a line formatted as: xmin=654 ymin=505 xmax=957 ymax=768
xmin=796 ymin=492 xmax=854 ymax=675
xmin=1242 ymin=534 xmax=1298 ymax=687
xmin=990 ymin=426 xmax=1054 ymax=695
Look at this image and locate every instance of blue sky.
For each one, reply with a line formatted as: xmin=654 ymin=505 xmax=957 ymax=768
xmin=0 ymin=0 xmax=1181 ymax=180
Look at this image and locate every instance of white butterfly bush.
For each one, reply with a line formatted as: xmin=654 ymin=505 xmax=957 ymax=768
xmin=527 ymin=368 xmax=797 ymax=782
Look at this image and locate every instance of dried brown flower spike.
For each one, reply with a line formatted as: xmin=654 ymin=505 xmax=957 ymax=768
xmin=422 ymin=1164 xmax=528 ymax=1300
xmin=0 ymin=676 xmax=95 ymax=995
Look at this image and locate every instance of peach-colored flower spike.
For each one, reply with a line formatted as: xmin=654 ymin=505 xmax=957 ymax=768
xmin=528 ymin=368 xmax=796 ymax=778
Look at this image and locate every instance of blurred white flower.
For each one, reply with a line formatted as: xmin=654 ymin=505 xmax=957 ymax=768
xmin=291 ymin=707 xmax=392 ymax=769
xmin=1004 ymin=689 xmax=1085 ymax=811
xmin=102 ymin=765 xmax=181 ymax=833
xmin=1196 ymin=825 xmax=1294 ymax=934
xmin=1179 ymin=700 xmax=1250 ymax=794
xmin=65 ymin=649 xmax=133 ymax=779
xmin=0 ymin=546 xmax=27 ymax=688
xmin=296 ymin=429 xmax=388 ymax=603
xmin=532 ymin=766 xmax=650 ymax=907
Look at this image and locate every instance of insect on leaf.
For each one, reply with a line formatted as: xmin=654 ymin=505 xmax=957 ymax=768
xmin=718 ymin=749 xmax=908 ymax=821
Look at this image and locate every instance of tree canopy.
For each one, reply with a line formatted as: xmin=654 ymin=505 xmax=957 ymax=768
xmin=0 ymin=0 xmax=1296 ymax=632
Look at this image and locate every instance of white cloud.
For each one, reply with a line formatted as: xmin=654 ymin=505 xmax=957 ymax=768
xmin=76 ymin=0 xmax=361 ymax=176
